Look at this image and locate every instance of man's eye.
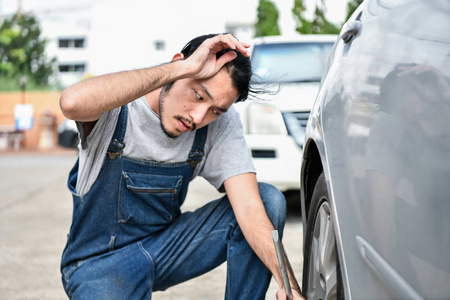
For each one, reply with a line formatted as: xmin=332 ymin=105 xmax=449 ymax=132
xmin=194 ymin=91 xmax=203 ymax=100
xmin=212 ymin=109 xmax=220 ymax=116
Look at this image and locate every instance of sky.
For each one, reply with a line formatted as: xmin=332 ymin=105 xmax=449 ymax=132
xmin=0 ymin=0 xmax=351 ymax=28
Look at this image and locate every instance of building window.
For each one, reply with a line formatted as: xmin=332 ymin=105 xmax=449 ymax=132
xmin=58 ymin=38 xmax=86 ymax=49
xmin=154 ymin=40 xmax=165 ymax=51
xmin=74 ymin=39 xmax=85 ymax=48
xmin=59 ymin=64 xmax=86 ymax=73
xmin=59 ymin=39 xmax=70 ymax=48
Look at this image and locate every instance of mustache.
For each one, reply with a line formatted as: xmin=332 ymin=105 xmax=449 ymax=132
xmin=175 ymin=115 xmax=197 ymax=131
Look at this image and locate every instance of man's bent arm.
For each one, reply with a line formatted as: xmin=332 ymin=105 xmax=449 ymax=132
xmin=60 ymin=33 xmax=250 ymax=122
xmin=224 ymin=173 xmax=304 ymax=299
xmin=59 ymin=61 xmax=188 ymax=122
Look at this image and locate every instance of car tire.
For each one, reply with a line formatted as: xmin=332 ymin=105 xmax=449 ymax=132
xmin=302 ymin=172 xmax=344 ymax=300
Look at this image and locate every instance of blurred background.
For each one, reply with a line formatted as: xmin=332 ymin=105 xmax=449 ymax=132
xmin=0 ymin=0 xmax=360 ymax=151
xmin=0 ymin=0 xmax=360 ymax=299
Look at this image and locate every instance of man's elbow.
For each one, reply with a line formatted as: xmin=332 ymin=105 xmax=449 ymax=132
xmin=60 ymin=88 xmax=80 ymax=120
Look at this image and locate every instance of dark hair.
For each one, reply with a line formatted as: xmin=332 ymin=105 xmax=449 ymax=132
xmin=180 ymin=33 xmax=253 ymax=103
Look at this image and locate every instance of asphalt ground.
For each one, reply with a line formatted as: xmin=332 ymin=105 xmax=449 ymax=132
xmin=0 ymin=150 xmax=303 ymax=299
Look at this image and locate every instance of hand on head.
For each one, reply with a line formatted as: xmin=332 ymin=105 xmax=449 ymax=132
xmin=182 ymin=34 xmax=251 ymax=80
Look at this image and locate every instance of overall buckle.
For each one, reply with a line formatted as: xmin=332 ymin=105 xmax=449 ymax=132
xmin=107 ymin=140 xmax=125 ymax=160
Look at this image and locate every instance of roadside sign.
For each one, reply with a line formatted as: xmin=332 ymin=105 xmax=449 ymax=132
xmin=14 ymin=104 xmax=34 ymax=131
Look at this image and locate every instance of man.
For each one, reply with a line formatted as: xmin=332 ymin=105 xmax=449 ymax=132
xmin=60 ymin=33 xmax=303 ymax=299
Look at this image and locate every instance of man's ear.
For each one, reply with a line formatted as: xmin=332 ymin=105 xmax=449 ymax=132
xmin=171 ymin=53 xmax=184 ymax=62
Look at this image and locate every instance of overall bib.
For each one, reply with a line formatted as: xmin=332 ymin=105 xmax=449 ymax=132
xmin=61 ymin=105 xmax=287 ymax=299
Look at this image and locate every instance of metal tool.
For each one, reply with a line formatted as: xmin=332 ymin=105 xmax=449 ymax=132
xmin=272 ymin=230 xmax=293 ymax=300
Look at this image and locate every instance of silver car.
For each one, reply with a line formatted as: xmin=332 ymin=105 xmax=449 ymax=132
xmin=300 ymin=0 xmax=450 ymax=299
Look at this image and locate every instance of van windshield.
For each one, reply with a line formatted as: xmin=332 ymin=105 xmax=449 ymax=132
xmin=251 ymin=42 xmax=334 ymax=83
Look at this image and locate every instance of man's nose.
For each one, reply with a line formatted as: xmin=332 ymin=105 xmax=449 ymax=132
xmin=190 ymin=104 xmax=208 ymax=125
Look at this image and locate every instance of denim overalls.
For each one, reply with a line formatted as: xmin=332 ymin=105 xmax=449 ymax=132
xmin=61 ymin=105 xmax=287 ymax=299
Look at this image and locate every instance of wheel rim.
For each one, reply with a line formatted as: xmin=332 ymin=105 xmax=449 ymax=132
xmin=307 ymin=199 xmax=338 ymax=300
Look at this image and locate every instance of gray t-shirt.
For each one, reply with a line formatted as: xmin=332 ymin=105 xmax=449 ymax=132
xmin=75 ymin=96 xmax=255 ymax=196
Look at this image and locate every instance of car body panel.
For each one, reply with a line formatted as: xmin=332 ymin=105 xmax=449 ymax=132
xmin=301 ymin=0 xmax=450 ymax=299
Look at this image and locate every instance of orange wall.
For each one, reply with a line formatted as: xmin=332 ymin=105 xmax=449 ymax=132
xmin=0 ymin=91 xmax=65 ymax=149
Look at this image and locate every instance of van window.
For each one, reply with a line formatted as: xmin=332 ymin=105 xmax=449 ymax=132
xmin=252 ymin=42 xmax=334 ymax=83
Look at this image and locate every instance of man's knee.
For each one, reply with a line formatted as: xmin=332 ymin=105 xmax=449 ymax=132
xmin=257 ymin=182 xmax=287 ymax=229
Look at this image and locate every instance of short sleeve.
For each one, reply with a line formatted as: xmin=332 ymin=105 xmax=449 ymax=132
xmin=198 ymin=107 xmax=256 ymax=192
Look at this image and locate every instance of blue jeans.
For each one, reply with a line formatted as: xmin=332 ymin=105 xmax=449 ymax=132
xmin=61 ymin=182 xmax=286 ymax=299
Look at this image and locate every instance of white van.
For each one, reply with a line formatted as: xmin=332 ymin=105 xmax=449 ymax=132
xmin=235 ymin=34 xmax=338 ymax=195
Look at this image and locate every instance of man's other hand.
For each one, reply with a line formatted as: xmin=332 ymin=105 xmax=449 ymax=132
xmin=276 ymin=288 xmax=305 ymax=300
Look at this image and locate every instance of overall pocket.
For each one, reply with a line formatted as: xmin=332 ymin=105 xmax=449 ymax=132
xmin=119 ymin=172 xmax=183 ymax=226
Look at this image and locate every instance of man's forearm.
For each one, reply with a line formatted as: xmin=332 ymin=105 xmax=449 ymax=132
xmin=237 ymin=203 xmax=300 ymax=293
xmin=60 ymin=60 xmax=187 ymax=122
xmin=224 ymin=174 xmax=301 ymax=294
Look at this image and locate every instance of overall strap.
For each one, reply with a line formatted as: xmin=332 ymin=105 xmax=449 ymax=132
xmin=187 ymin=126 xmax=208 ymax=168
xmin=107 ymin=105 xmax=128 ymax=160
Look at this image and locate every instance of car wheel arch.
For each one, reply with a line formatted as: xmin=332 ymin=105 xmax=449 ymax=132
xmin=301 ymin=139 xmax=324 ymax=227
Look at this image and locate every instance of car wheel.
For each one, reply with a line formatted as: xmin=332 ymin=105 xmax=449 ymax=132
xmin=302 ymin=172 xmax=343 ymax=300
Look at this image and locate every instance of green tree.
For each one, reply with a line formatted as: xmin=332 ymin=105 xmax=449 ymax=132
xmin=345 ymin=0 xmax=364 ymax=21
xmin=292 ymin=0 xmax=340 ymax=34
xmin=254 ymin=0 xmax=281 ymax=37
xmin=0 ymin=12 xmax=55 ymax=88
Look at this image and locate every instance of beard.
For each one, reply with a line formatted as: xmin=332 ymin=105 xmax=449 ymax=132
xmin=159 ymin=83 xmax=179 ymax=139
xmin=159 ymin=120 xmax=178 ymax=139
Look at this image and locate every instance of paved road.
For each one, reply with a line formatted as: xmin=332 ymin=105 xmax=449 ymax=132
xmin=0 ymin=151 xmax=303 ymax=299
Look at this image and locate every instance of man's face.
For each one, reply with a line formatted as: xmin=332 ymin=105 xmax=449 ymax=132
xmin=158 ymin=68 xmax=238 ymax=138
